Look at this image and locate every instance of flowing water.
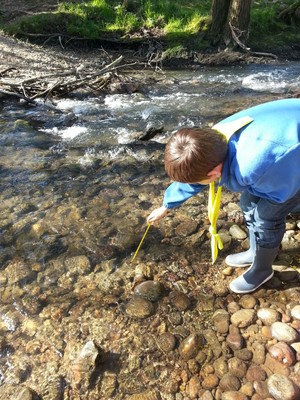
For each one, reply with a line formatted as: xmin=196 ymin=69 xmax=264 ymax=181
xmin=0 ymin=61 xmax=300 ymax=398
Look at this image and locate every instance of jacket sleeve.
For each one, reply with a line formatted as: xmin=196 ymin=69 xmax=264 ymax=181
xmin=162 ymin=182 xmax=205 ymax=209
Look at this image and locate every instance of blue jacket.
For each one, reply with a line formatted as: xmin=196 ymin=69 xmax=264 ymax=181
xmin=163 ymin=98 xmax=300 ymax=209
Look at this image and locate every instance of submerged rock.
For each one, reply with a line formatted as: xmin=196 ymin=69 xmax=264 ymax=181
xmin=125 ymin=296 xmax=155 ymax=318
xmin=68 ymin=340 xmax=100 ymax=393
xmin=133 ymin=280 xmax=165 ymax=302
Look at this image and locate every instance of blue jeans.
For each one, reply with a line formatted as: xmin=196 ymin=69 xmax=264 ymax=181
xmin=240 ymin=189 xmax=300 ymax=248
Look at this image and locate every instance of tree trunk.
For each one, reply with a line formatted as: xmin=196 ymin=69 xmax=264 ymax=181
xmin=223 ymin=0 xmax=252 ymax=47
xmin=208 ymin=0 xmax=252 ymax=48
xmin=208 ymin=0 xmax=231 ymax=44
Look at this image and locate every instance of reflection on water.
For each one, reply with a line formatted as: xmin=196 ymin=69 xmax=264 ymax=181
xmin=0 ymin=62 xmax=300 ymax=397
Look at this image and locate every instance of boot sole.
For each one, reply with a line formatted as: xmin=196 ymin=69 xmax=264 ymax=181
xmin=229 ymin=271 xmax=274 ymax=294
xmin=225 ymin=258 xmax=252 ymax=268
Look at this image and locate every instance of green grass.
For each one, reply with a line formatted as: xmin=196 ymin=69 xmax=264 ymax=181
xmin=2 ymin=0 xmax=300 ymax=52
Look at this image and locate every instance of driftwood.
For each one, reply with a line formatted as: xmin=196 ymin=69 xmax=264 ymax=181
xmin=0 ymin=55 xmax=136 ymax=104
xmin=229 ymin=22 xmax=278 ymax=60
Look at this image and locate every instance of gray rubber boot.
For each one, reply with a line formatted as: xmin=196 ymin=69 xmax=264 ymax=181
xmin=229 ymin=246 xmax=278 ymax=294
xmin=225 ymin=229 xmax=255 ymax=268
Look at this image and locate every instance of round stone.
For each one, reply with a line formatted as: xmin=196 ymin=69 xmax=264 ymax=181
xmin=271 ymin=322 xmax=299 ymax=344
xmin=267 ymin=374 xmax=300 ymax=400
xmin=231 ymin=309 xmax=256 ymax=328
xmin=257 ymin=308 xmax=280 ymax=325
xmin=125 ymin=296 xmax=155 ymax=319
xmin=134 ymin=280 xmax=165 ymax=302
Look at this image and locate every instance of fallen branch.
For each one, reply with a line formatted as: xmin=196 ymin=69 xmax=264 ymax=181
xmin=229 ymin=22 xmax=278 ymax=60
xmin=0 ymin=55 xmax=135 ymax=103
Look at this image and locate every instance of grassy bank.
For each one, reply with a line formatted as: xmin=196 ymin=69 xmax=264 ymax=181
xmin=1 ymin=0 xmax=300 ymax=53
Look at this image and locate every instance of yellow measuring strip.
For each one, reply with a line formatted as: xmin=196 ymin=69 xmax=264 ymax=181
xmin=131 ymin=224 xmax=151 ymax=262
xmin=208 ymin=181 xmax=223 ymax=264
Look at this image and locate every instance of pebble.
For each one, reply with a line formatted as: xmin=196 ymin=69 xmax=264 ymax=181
xmin=227 ymin=358 xmax=247 ymax=380
xmin=212 ymin=309 xmax=230 ymax=334
xmin=270 ymin=321 xmax=299 ymax=343
xmin=245 ymin=365 xmax=267 ymax=382
xmin=291 ymin=305 xmax=300 ymax=320
xmin=133 ymin=280 xmax=165 ymax=302
xmin=222 ymin=392 xmax=248 ymax=400
xmin=226 ymin=333 xmax=244 ymax=351
xmin=126 ymin=391 xmax=161 ymax=400
xmin=257 ymin=307 xmax=280 ymax=325
xmin=179 ymin=334 xmax=204 ymax=360
xmin=231 ymin=309 xmax=256 ymax=328
xmin=156 ymin=332 xmax=176 ymax=352
xmin=238 ymin=294 xmax=257 ymax=309
xmin=219 ymin=373 xmax=241 ymax=391
xmin=125 ymin=296 xmax=155 ymax=319
xmin=267 ymin=373 xmax=300 ymax=400
xmin=229 ymin=225 xmax=247 ymax=240
xmin=269 ymin=342 xmax=297 ymax=367
xmin=169 ymin=290 xmax=191 ymax=311
xmin=187 ymin=375 xmax=201 ymax=398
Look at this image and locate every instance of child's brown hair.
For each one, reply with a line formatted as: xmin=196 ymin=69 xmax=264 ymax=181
xmin=164 ymin=127 xmax=228 ymax=183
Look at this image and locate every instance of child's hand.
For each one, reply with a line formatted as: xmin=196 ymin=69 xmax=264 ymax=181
xmin=147 ymin=206 xmax=168 ymax=224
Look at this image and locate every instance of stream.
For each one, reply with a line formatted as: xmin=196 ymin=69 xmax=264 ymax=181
xmin=0 ymin=61 xmax=300 ymax=399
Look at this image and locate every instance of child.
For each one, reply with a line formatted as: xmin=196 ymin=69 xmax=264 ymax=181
xmin=147 ymin=98 xmax=300 ymax=294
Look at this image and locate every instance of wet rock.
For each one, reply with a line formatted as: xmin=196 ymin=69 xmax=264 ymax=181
xmin=226 ymin=332 xmax=244 ymax=351
xmin=245 ymin=365 xmax=267 ymax=382
xmin=228 ymin=357 xmax=247 ymax=379
xmin=276 ymin=267 xmax=299 ymax=282
xmin=212 ymin=309 xmax=230 ymax=334
xmin=126 ymin=296 xmax=155 ymax=319
xmin=169 ymin=290 xmax=191 ymax=311
xmin=268 ymin=342 xmax=297 ymax=367
xmin=231 ymin=309 xmax=256 ymax=328
xmin=156 ymin=332 xmax=176 ymax=352
xmin=257 ymin=308 xmax=280 ymax=325
xmin=68 ymin=340 xmax=100 ymax=393
xmin=291 ymin=343 xmax=300 ymax=361
xmin=4 ymin=258 xmax=35 ymax=285
xmin=229 ymin=225 xmax=247 ymax=240
xmin=253 ymin=380 xmax=270 ymax=399
xmin=251 ymin=342 xmax=266 ymax=365
xmin=40 ymin=375 xmax=65 ymax=400
xmin=167 ymin=311 xmax=183 ymax=326
xmin=219 ymin=232 xmax=232 ymax=250
xmin=126 ymin=390 xmax=161 ymax=400
xmin=179 ymin=334 xmax=204 ymax=360
xmin=219 ymin=373 xmax=241 ymax=391
xmin=264 ymin=353 xmax=290 ymax=376
xmin=199 ymin=390 xmax=214 ymax=400
xmin=267 ymin=374 xmax=300 ymax=400
xmin=238 ymin=294 xmax=257 ymax=309
xmin=213 ymin=284 xmax=229 ymax=297
xmin=234 ymin=348 xmax=252 ymax=361
xmin=64 ymin=255 xmax=91 ymax=276
xmin=203 ymin=329 xmax=222 ymax=358
xmin=222 ymin=392 xmax=248 ymax=400
xmin=291 ymin=305 xmax=300 ymax=320
xmin=175 ymin=220 xmax=198 ymax=237
xmin=187 ymin=375 xmax=201 ymax=398
xmin=213 ymin=357 xmax=228 ymax=378
xmin=227 ymin=301 xmax=241 ymax=314
xmin=134 ymin=280 xmax=165 ymax=302
xmin=0 ymin=384 xmax=37 ymax=400
xmin=271 ymin=321 xmax=299 ymax=343
xmin=201 ymin=374 xmax=219 ymax=390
